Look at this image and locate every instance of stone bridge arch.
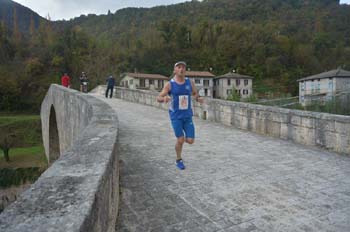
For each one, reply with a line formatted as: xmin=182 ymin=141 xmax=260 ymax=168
xmin=48 ymin=105 xmax=60 ymax=164
xmin=0 ymin=84 xmax=120 ymax=232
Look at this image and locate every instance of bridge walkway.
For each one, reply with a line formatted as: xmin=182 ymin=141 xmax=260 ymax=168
xmin=97 ymin=97 xmax=350 ymax=232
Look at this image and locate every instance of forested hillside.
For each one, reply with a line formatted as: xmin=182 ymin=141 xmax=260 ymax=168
xmin=0 ymin=0 xmax=43 ymax=34
xmin=0 ymin=0 xmax=349 ymax=112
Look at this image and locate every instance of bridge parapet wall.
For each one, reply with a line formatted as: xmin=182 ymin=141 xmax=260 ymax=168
xmin=0 ymin=84 xmax=120 ymax=232
xmin=113 ymin=86 xmax=350 ymax=155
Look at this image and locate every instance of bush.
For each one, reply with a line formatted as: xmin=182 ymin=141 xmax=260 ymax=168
xmin=227 ymin=90 xmax=241 ymax=102
xmin=0 ymin=167 xmax=44 ymax=188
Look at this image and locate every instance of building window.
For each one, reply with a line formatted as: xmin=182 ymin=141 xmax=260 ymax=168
xmin=140 ymin=79 xmax=145 ymax=87
xmin=328 ymin=79 xmax=333 ymax=91
xmin=129 ymin=79 xmax=133 ymax=85
xmin=205 ymin=89 xmax=208 ymax=96
xmin=203 ymin=80 xmax=209 ymax=86
xmin=244 ymin=80 xmax=248 ymax=86
xmin=227 ymin=79 xmax=231 ymax=86
xmin=158 ymin=80 xmax=164 ymax=88
xmin=236 ymin=79 xmax=240 ymax=86
xmin=195 ymin=79 xmax=201 ymax=84
xmin=227 ymin=89 xmax=232 ymax=95
xmin=149 ymin=79 xmax=154 ymax=85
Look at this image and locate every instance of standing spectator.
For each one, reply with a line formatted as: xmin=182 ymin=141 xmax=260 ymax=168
xmin=61 ymin=73 xmax=71 ymax=88
xmin=79 ymin=72 xmax=89 ymax=92
xmin=105 ymin=75 xmax=115 ymax=98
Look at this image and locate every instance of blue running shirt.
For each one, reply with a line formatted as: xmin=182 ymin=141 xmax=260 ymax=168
xmin=169 ymin=78 xmax=193 ymax=120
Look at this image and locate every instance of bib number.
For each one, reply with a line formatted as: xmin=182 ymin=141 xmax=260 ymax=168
xmin=179 ymin=95 xmax=189 ymax=110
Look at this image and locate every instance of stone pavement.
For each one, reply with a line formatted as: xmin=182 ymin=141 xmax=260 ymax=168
xmin=98 ymin=97 xmax=350 ymax=232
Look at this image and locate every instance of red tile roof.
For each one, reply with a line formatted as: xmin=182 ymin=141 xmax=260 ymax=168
xmin=125 ymin=73 xmax=169 ymax=80
xmin=185 ymin=71 xmax=215 ymax=78
xmin=215 ymin=72 xmax=254 ymax=80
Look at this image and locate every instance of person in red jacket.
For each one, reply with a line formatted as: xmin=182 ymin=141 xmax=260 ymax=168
xmin=61 ymin=73 xmax=71 ymax=88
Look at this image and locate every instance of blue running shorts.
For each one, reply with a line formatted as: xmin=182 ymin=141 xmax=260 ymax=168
xmin=171 ymin=117 xmax=195 ymax=138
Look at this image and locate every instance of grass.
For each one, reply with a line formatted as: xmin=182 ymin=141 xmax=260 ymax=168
xmin=0 ymin=115 xmax=47 ymax=190
xmin=0 ymin=114 xmax=42 ymax=147
xmin=0 ymin=146 xmax=47 ymax=169
xmin=0 ymin=115 xmax=40 ymax=127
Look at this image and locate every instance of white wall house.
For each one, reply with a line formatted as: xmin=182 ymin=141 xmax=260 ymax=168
xmin=185 ymin=71 xmax=215 ymax=97
xmin=297 ymin=68 xmax=350 ymax=106
xmin=120 ymin=73 xmax=169 ymax=91
xmin=213 ymin=72 xmax=254 ymax=100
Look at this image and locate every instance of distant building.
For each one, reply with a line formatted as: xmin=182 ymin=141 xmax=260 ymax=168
xmin=297 ymin=68 xmax=350 ymax=106
xmin=213 ymin=72 xmax=254 ymax=99
xmin=120 ymin=73 xmax=169 ymax=91
xmin=185 ymin=71 xmax=215 ymax=97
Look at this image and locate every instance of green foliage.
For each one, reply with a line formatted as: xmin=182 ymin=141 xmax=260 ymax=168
xmin=304 ymin=96 xmax=350 ymax=116
xmin=51 ymin=55 xmax=64 ymax=68
xmin=0 ymin=167 xmax=45 ymax=188
xmin=0 ymin=115 xmax=41 ymax=162
xmin=0 ymin=146 xmax=46 ymax=168
xmin=0 ymin=115 xmax=42 ymax=147
xmin=227 ymin=89 xmax=241 ymax=102
xmin=242 ymin=94 xmax=258 ymax=103
xmin=1 ymin=0 xmax=350 ymax=113
xmin=25 ymin=58 xmax=44 ymax=75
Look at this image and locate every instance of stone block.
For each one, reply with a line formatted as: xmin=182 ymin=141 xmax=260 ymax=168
xmin=335 ymin=133 xmax=350 ymax=154
xmin=290 ymin=115 xmax=302 ymax=126
xmin=266 ymin=121 xmax=281 ymax=138
xmin=301 ymin=117 xmax=316 ymax=129
xmin=294 ymin=127 xmax=315 ymax=146
xmin=240 ymin=115 xmax=249 ymax=130
xmin=280 ymin=123 xmax=289 ymax=139
xmin=335 ymin=121 xmax=350 ymax=135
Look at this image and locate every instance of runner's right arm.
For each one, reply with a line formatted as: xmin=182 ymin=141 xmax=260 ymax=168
xmin=157 ymin=82 xmax=171 ymax=103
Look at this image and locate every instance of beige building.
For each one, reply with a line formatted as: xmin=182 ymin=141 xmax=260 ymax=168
xmin=213 ymin=72 xmax=254 ymax=99
xmin=297 ymin=68 xmax=350 ymax=106
xmin=120 ymin=73 xmax=169 ymax=91
xmin=185 ymin=71 xmax=215 ymax=97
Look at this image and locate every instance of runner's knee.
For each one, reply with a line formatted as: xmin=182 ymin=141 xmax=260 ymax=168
xmin=186 ymin=138 xmax=194 ymax=144
xmin=177 ymin=137 xmax=185 ymax=145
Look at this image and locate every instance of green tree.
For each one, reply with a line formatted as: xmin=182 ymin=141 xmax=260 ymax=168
xmin=158 ymin=20 xmax=176 ymax=44
xmin=0 ymin=128 xmax=16 ymax=162
xmin=227 ymin=89 xmax=241 ymax=102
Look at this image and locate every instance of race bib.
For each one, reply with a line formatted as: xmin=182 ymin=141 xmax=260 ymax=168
xmin=179 ymin=95 xmax=189 ymax=110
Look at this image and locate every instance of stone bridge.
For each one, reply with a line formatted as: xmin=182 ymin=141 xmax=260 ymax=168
xmin=1 ymin=85 xmax=350 ymax=232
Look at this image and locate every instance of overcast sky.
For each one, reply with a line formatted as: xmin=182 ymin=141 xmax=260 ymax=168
xmin=14 ymin=0 xmax=350 ymax=21
xmin=14 ymin=0 xmax=193 ymax=20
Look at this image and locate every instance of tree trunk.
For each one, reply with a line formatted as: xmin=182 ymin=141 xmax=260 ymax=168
xmin=3 ymin=148 xmax=10 ymax=162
